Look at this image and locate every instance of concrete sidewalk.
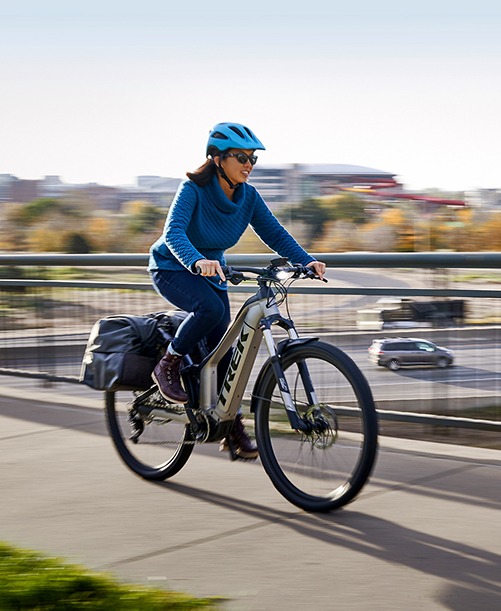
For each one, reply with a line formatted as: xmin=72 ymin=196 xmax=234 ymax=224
xmin=0 ymin=390 xmax=500 ymax=610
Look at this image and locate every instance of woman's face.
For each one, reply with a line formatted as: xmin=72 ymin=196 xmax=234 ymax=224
xmin=218 ymin=149 xmax=256 ymax=185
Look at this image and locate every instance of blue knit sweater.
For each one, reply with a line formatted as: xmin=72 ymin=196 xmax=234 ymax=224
xmin=148 ymin=175 xmax=315 ymax=289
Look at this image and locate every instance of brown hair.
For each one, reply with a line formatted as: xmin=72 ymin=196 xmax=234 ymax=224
xmin=186 ymin=158 xmax=217 ymax=186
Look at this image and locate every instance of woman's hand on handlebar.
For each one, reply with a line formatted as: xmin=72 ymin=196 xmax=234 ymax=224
xmin=306 ymin=260 xmax=326 ymax=281
xmin=195 ymin=259 xmax=226 ymax=281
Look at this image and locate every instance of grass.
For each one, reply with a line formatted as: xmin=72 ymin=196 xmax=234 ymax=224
xmin=453 ymin=272 xmax=501 ymax=283
xmin=0 ymin=542 xmax=221 ymax=610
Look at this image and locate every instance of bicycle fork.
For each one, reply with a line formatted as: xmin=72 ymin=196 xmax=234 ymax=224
xmin=260 ymin=323 xmax=324 ymax=434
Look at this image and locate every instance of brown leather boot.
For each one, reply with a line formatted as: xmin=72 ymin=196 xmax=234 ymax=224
xmin=152 ymin=352 xmax=188 ymax=403
xmin=220 ymin=414 xmax=258 ymax=460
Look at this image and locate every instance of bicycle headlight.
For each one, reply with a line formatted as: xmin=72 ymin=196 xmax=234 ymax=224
xmin=276 ymin=269 xmax=295 ymax=281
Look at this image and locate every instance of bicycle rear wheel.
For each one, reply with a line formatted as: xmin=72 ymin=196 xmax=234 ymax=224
xmin=105 ymin=388 xmax=194 ymax=480
xmin=254 ymin=341 xmax=378 ymax=512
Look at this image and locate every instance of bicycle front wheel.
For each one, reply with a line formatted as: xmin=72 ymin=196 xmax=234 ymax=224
xmin=105 ymin=389 xmax=194 ymax=481
xmin=254 ymin=341 xmax=378 ymax=512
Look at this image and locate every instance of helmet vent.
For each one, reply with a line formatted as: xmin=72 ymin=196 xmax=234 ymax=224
xmin=229 ymin=125 xmax=245 ymax=139
xmin=212 ymin=131 xmax=228 ymax=141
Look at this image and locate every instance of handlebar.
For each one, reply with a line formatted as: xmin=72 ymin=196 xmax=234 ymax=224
xmin=195 ymin=258 xmax=326 ymax=284
xmin=221 ymin=261 xmax=327 ymax=285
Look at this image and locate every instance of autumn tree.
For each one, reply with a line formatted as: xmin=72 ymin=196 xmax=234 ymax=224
xmin=63 ymin=232 xmax=92 ymax=253
xmin=285 ymin=193 xmax=367 ymax=248
xmin=11 ymin=198 xmax=61 ymax=224
xmin=284 ymin=198 xmax=332 ymax=247
xmin=327 ymin=193 xmax=368 ymax=225
xmin=361 ymin=221 xmax=398 ymax=252
xmin=312 ymin=220 xmax=363 ymax=252
xmin=123 ymin=200 xmax=165 ymax=235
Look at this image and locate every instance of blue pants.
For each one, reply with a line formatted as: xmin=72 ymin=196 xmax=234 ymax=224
xmin=150 ymin=269 xmax=231 ymax=357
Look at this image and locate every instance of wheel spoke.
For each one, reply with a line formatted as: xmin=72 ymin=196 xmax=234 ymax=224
xmin=255 ymin=342 xmax=378 ymax=511
xmin=105 ymin=390 xmax=194 ymax=480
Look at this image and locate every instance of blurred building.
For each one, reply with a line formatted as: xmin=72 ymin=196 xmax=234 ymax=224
xmin=2 ymin=167 xmax=489 ymax=212
xmin=466 ymin=189 xmax=501 ymax=209
xmin=249 ymin=163 xmax=399 ymax=209
xmin=0 ymin=174 xmax=42 ymax=203
xmin=0 ymin=174 xmax=13 ymax=202
xmin=0 ymin=174 xmax=182 ymax=211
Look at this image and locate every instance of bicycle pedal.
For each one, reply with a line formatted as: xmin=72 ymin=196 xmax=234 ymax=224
xmin=127 ymin=412 xmax=144 ymax=443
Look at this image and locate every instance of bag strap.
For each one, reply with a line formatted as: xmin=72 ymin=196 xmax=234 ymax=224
xmin=104 ymin=315 xmax=159 ymax=348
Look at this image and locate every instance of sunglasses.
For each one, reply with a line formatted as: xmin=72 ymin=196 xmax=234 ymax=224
xmin=223 ymin=152 xmax=258 ymax=166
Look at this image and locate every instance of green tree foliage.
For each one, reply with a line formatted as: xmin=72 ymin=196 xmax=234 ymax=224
xmin=2 ymin=197 xmax=94 ymax=252
xmin=11 ymin=198 xmax=61 ymax=225
xmin=327 ymin=193 xmax=368 ymax=225
xmin=285 ymin=193 xmax=368 ymax=248
xmin=285 ymin=198 xmax=331 ymax=245
xmin=62 ymin=232 xmax=93 ymax=254
xmin=125 ymin=201 xmax=166 ymax=235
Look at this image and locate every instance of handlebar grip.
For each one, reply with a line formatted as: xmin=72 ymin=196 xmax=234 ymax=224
xmin=302 ymin=264 xmax=328 ymax=282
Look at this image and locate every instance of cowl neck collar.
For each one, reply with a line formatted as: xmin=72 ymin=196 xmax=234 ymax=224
xmin=207 ymin=175 xmax=246 ymax=213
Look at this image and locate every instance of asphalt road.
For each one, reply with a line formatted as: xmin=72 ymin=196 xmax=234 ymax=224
xmin=349 ymin=342 xmax=501 ymax=407
xmin=0 ymin=388 xmax=500 ymax=610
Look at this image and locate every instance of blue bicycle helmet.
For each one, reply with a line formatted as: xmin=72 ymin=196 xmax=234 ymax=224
xmin=207 ymin=122 xmax=265 ymax=156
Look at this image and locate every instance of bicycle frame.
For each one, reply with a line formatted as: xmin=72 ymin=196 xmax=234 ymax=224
xmin=106 ymin=262 xmax=379 ymax=512
xmin=192 ymin=281 xmax=311 ymax=432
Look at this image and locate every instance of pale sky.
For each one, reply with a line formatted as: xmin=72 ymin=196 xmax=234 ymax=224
xmin=2 ymin=1 xmax=501 ymax=191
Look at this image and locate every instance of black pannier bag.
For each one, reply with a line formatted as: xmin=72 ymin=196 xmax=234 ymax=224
xmin=80 ymin=310 xmax=201 ymax=392
xmin=80 ymin=314 xmax=161 ymax=391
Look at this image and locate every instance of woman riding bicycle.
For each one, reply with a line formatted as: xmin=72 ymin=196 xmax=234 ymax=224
xmin=148 ymin=122 xmax=325 ymax=459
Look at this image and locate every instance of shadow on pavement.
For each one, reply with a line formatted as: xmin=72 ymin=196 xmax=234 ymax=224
xmin=134 ymin=480 xmax=501 ymax=610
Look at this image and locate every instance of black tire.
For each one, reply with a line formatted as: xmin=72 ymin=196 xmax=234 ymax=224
xmin=254 ymin=342 xmax=378 ymax=512
xmin=105 ymin=390 xmax=194 ymax=480
xmin=436 ymin=357 xmax=449 ymax=368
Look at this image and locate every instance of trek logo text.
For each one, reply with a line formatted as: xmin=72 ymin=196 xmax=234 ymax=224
xmin=220 ymin=328 xmax=249 ymax=405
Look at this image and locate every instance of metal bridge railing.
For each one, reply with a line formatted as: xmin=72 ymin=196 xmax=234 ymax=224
xmin=1 ymin=252 xmax=501 ymax=439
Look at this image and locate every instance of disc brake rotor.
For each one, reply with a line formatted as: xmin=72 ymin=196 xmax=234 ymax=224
xmin=303 ymin=404 xmax=339 ymax=449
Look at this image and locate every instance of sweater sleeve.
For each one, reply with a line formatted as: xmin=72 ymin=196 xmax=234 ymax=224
xmin=250 ymin=194 xmax=315 ymax=265
xmin=163 ymin=181 xmax=205 ymax=271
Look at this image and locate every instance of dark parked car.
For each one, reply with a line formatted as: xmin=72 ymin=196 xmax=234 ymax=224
xmin=368 ymin=337 xmax=454 ymax=370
